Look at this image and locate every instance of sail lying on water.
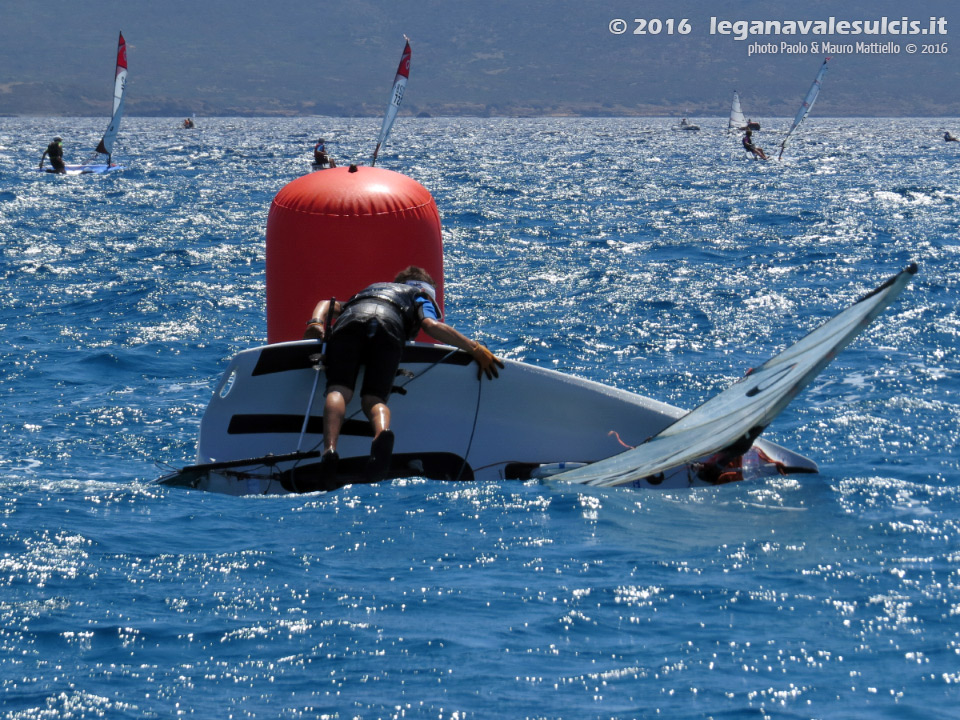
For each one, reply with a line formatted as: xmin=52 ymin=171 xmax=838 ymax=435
xmin=552 ymin=264 xmax=916 ymax=488
xmin=371 ymin=36 xmax=411 ymax=166
xmin=778 ymin=57 xmax=828 ymax=160
xmin=93 ymin=31 xmax=127 ymax=163
xmin=729 ymin=91 xmax=746 ymax=130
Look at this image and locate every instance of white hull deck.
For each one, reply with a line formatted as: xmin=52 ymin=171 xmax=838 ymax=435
xmin=36 ymin=163 xmax=123 ymax=175
xmin=158 ymin=340 xmax=816 ymax=495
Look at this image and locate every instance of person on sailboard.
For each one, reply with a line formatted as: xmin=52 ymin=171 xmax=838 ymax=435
xmin=303 ymin=266 xmax=503 ymax=485
xmin=945 ymin=131 xmax=959 ymax=143
xmin=313 ymin=138 xmax=336 ymax=168
xmin=39 ymin=136 xmax=66 ymax=174
xmin=742 ymin=129 xmax=768 ymax=160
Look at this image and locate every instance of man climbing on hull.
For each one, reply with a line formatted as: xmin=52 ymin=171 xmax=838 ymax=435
xmin=304 ymin=266 xmax=503 ymax=486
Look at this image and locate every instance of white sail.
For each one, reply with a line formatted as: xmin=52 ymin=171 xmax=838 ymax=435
xmin=778 ymin=57 xmax=828 ymax=160
xmin=552 ymin=264 xmax=916 ymax=488
xmin=371 ymin=37 xmax=411 ymax=166
xmin=93 ymin=32 xmax=127 ymax=162
xmin=729 ymin=91 xmax=746 ymax=129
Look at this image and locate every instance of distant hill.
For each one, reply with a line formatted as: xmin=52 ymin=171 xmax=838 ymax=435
xmin=1 ymin=0 xmax=957 ymax=117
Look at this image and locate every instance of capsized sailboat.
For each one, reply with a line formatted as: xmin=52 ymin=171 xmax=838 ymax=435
xmin=156 ymin=336 xmax=818 ymax=495
xmin=41 ymin=32 xmax=127 ymax=175
xmin=157 ymin=258 xmax=915 ymax=495
xmin=778 ymin=57 xmax=829 ymax=160
xmin=371 ymin=36 xmax=411 ymax=166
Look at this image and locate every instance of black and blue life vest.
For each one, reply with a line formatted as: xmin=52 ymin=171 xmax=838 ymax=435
xmin=339 ymin=282 xmax=440 ymax=341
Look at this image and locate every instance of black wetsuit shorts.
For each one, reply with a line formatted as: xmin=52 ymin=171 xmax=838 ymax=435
xmin=324 ymin=305 xmax=406 ymax=401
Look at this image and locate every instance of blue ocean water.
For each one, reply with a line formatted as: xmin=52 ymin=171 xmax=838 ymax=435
xmin=1 ymin=116 xmax=958 ymax=719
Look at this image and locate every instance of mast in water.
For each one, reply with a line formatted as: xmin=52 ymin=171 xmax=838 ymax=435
xmin=94 ymin=32 xmax=127 ymax=165
xmin=371 ymin=36 xmax=411 ymax=167
xmin=778 ymin=57 xmax=829 ymax=161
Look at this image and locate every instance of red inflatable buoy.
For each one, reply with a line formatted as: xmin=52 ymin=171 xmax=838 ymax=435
xmin=265 ymin=165 xmax=444 ymax=344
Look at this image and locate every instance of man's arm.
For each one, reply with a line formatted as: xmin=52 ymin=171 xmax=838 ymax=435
xmin=303 ymin=299 xmax=341 ymax=340
xmin=420 ymin=317 xmax=504 ymax=380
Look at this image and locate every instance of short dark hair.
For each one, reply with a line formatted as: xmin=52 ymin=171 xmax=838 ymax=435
xmin=394 ymin=266 xmax=435 ymax=286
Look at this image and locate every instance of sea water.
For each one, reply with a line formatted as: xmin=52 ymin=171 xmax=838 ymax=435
xmin=0 ymin=117 xmax=958 ymax=719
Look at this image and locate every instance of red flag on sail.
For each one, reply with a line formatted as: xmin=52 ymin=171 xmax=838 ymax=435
xmin=395 ymin=39 xmax=411 ymax=79
xmin=117 ymin=32 xmax=127 ymax=73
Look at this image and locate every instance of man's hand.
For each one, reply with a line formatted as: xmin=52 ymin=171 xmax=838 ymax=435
xmin=303 ymin=323 xmax=325 ymax=341
xmin=470 ymin=344 xmax=504 ymax=380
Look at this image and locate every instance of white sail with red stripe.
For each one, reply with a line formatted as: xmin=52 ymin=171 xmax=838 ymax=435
xmin=94 ymin=31 xmax=127 ymax=161
xmin=371 ymin=37 xmax=411 ymax=166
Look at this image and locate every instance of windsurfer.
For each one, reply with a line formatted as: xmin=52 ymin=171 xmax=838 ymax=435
xmin=39 ymin=136 xmax=66 ymax=174
xmin=742 ymin=129 xmax=768 ymax=160
xmin=945 ymin=131 xmax=958 ymax=143
xmin=313 ymin=138 xmax=336 ymax=168
xmin=303 ymin=266 xmax=503 ymax=485
xmin=182 ymin=118 xmax=195 ymax=129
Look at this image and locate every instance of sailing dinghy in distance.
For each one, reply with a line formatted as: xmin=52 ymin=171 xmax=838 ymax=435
xmin=552 ymin=264 xmax=917 ymax=488
xmin=778 ymin=57 xmax=829 ymax=161
xmin=729 ymin=92 xmax=746 ymax=131
xmin=371 ymin=36 xmax=411 ymax=166
xmin=729 ymin=91 xmax=760 ymax=132
xmin=40 ymin=32 xmax=127 ymax=175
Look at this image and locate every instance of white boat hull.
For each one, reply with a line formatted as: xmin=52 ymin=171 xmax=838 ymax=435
xmin=35 ymin=163 xmax=123 ymax=175
xmin=158 ymin=340 xmax=817 ymax=495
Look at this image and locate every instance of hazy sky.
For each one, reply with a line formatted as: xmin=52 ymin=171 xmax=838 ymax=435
xmin=2 ymin=0 xmax=957 ymax=116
